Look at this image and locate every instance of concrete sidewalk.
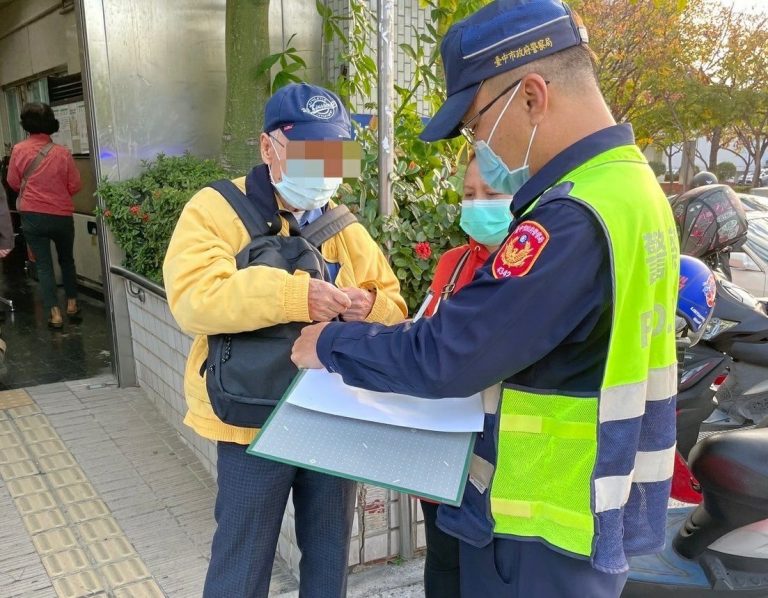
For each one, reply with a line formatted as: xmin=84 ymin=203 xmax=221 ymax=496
xmin=0 ymin=377 xmax=425 ymax=597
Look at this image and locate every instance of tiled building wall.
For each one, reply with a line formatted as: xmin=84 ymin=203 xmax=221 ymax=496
xmin=123 ymin=282 xmax=426 ymax=576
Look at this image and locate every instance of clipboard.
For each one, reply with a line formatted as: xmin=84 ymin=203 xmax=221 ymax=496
xmin=247 ymin=374 xmax=475 ymax=506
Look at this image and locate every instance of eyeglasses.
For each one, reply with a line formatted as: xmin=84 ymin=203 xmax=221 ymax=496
xmin=460 ymin=77 xmax=549 ymax=146
xmin=460 ymin=78 xmax=522 ymax=146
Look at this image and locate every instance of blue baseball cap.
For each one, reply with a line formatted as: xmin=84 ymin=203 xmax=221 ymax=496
xmin=420 ymin=0 xmax=588 ymax=142
xmin=263 ymin=83 xmax=353 ymax=141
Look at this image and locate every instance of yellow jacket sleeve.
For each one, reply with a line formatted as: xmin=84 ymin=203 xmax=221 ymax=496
xmin=163 ymin=187 xmax=311 ymax=335
xmin=330 ymin=221 xmax=408 ymax=324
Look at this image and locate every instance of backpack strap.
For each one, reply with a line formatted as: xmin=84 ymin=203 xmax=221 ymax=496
xmin=208 ymin=179 xmax=277 ymax=239
xmin=301 ymin=204 xmax=358 ymax=247
xmin=18 ymin=142 xmax=54 ymax=207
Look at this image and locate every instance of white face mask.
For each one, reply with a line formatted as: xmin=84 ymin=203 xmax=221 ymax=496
xmin=269 ymin=136 xmax=342 ymax=211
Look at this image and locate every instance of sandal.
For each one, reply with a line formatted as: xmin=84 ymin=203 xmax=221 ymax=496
xmin=66 ymin=299 xmax=80 ymax=316
xmin=49 ymin=306 xmax=63 ymax=329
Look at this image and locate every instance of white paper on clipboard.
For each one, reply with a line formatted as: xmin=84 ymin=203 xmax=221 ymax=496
xmin=285 ymin=369 xmax=484 ymax=432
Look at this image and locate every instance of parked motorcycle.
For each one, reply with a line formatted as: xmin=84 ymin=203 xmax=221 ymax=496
xmin=704 ymin=278 xmax=768 ymax=428
xmin=624 ymin=417 xmax=768 ymax=597
xmin=622 ymin=191 xmax=768 ymax=596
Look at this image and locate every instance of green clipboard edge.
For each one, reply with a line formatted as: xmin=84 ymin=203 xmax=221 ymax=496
xmin=245 ymin=369 xmax=475 ymax=507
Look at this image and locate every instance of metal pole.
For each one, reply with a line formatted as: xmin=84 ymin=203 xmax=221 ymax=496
xmin=377 ymin=0 xmax=412 ymax=560
xmin=377 ymin=0 xmax=395 ymax=218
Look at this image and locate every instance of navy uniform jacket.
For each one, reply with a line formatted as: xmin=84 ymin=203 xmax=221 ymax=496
xmin=315 ymin=127 xmax=642 ymax=397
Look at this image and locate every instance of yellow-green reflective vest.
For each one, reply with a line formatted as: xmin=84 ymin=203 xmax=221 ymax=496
xmin=489 ymin=144 xmax=679 ymax=572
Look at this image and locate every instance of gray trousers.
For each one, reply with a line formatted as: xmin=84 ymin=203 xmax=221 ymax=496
xmin=203 ymin=442 xmax=357 ymax=598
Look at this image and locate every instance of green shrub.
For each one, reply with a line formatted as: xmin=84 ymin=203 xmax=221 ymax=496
xmin=716 ymin=161 xmax=737 ymax=181
xmin=648 ymin=160 xmax=666 ymax=177
xmin=96 ymin=153 xmax=227 ymax=284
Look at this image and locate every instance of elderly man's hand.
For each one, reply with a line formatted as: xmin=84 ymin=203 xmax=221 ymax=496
xmin=291 ymin=322 xmax=330 ymax=369
xmin=340 ymin=287 xmax=375 ymax=321
xmin=308 ymin=279 xmax=352 ymax=322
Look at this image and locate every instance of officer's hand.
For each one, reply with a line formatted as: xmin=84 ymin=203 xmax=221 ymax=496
xmin=308 ymin=279 xmax=352 ymax=322
xmin=0 ymin=248 xmax=11 ymax=258
xmin=339 ymin=287 xmax=375 ymax=321
xmin=291 ymin=322 xmax=329 ymax=369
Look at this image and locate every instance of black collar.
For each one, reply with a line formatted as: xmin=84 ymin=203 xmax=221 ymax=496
xmin=512 ymin=123 xmax=636 ymax=218
xmin=245 ymin=164 xmax=282 ymax=231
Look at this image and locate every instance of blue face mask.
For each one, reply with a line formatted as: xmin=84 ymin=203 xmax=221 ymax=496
xmin=269 ymin=136 xmax=342 ymax=211
xmin=473 ymin=82 xmax=537 ymax=197
xmin=460 ymin=199 xmax=513 ymax=246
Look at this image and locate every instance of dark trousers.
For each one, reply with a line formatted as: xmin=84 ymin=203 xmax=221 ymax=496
xmin=421 ymin=500 xmax=460 ymax=598
xmin=203 ymin=442 xmax=357 ymax=598
xmin=460 ymin=538 xmax=628 ymax=598
xmin=21 ymin=213 xmax=78 ymax=310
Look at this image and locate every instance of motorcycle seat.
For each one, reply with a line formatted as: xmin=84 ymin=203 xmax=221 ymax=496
xmin=690 ymin=428 xmax=768 ymax=504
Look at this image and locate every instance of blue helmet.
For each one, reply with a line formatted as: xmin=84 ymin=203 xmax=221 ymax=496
xmin=677 ymin=255 xmax=716 ymax=345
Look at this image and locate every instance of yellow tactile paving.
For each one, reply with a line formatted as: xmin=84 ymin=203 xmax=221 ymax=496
xmin=32 ymin=527 xmax=79 ymax=555
xmin=66 ymin=499 xmax=110 ymax=523
xmin=0 ymin=459 xmax=39 ymax=479
xmin=113 ymin=579 xmax=165 ymax=598
xmin=6 ymin=475 xmax=47 ymax=498
xmin=7 ymin=404 xmax=41 ymax=418
xmin=77 ymin=517 xmax=123 ymax=543
xmin=41 ymin=547 xmax=91 ymax=578
xmin=27 ymin=439 xmax=67 ymax=459
xmin=1 ymin=389 xmax=164 ymax=597
xmin=19 ymin=424 xmax=59 ymax=444
xmin=15 ymin=490 xmax=57 ymax=515
xmin=0 ymin=444 xmax=32 ymax=464
xmin=54 ymin=482 xmax=98 ymax=505
xmin=39 ymin=452 xmax=78 ymax=472
xmin=0 ymin=430 xmax=22 ymax=448
xmin=22 ymin=507 xmax=67 ymax=535
xmin=99 ymin=556 xmax=151 ymax=588
xmin=0 ymin=388 xmax=33 ymax=409
xmin=51 ymin=569 xmax=105 ymax=598
xmin=13 ymin=413 xmax=49 ymax=432
xmin=46 ymin=467 xmax=87 ymax=488
xmin=87 ymin=536 xmax=138 ymax=565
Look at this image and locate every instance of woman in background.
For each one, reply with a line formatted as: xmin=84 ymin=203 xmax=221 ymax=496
xmin=8 ymin=102 xmax=81 ymax=328
xmin=420 ymin=154 xmax=514 ymax=596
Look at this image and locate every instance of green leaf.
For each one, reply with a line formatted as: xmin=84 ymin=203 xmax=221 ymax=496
xmin=255 ymin=53 xmax=282 ymax=75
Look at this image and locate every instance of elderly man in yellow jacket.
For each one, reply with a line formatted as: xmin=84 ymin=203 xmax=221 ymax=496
xmin=163 ymin=83 xmax=406 ymax=598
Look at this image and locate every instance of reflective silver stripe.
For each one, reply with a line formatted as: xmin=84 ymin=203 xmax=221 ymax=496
xmin=599 ymin=364 xmax=676 ymax=423
xmin=463 ymin=16 xmax=570 ymax=59
xmin=647 ymin=365 xmax=677 ymax=402
xmin=594 ymin=445 xmax=675 ymax=512
xmin=594 ymin=474 xmax=633 ymax=513
xmin=633 ymin=445 xmax=675 ymax=483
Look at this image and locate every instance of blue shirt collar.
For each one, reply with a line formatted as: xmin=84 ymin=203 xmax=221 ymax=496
xmin=512 ymin=123 xmax=635 ymax=217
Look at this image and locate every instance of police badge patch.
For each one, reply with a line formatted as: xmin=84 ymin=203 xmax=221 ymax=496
xmin=492 ymin=221 xmax=550 ymax=278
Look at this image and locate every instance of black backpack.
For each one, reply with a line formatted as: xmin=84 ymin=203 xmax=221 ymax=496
xmin=203 ymin=179 xmax=357 ymax=428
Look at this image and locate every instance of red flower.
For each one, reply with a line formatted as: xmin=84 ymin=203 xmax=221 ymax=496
xmin=414 ymin=241 xmax=432 ymax=260
xmin=142 ymin=214 xmax=150 ymax=222
xmin=103 ymin=210 xmax=112 ymax=218
xmin=129 ymin=205 xmax=141 ymax=215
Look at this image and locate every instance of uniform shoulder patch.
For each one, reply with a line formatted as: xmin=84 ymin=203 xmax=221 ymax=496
xmin=492 ymin=220 xmax=550 ymax=278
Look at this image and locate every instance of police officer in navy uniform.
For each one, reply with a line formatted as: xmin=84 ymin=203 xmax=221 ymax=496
xmin=292 ymin=1 xmax=679 ymax=596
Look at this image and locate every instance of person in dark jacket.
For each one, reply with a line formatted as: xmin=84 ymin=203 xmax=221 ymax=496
xmin=291 ymin=2 xmax=679 ymax=597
